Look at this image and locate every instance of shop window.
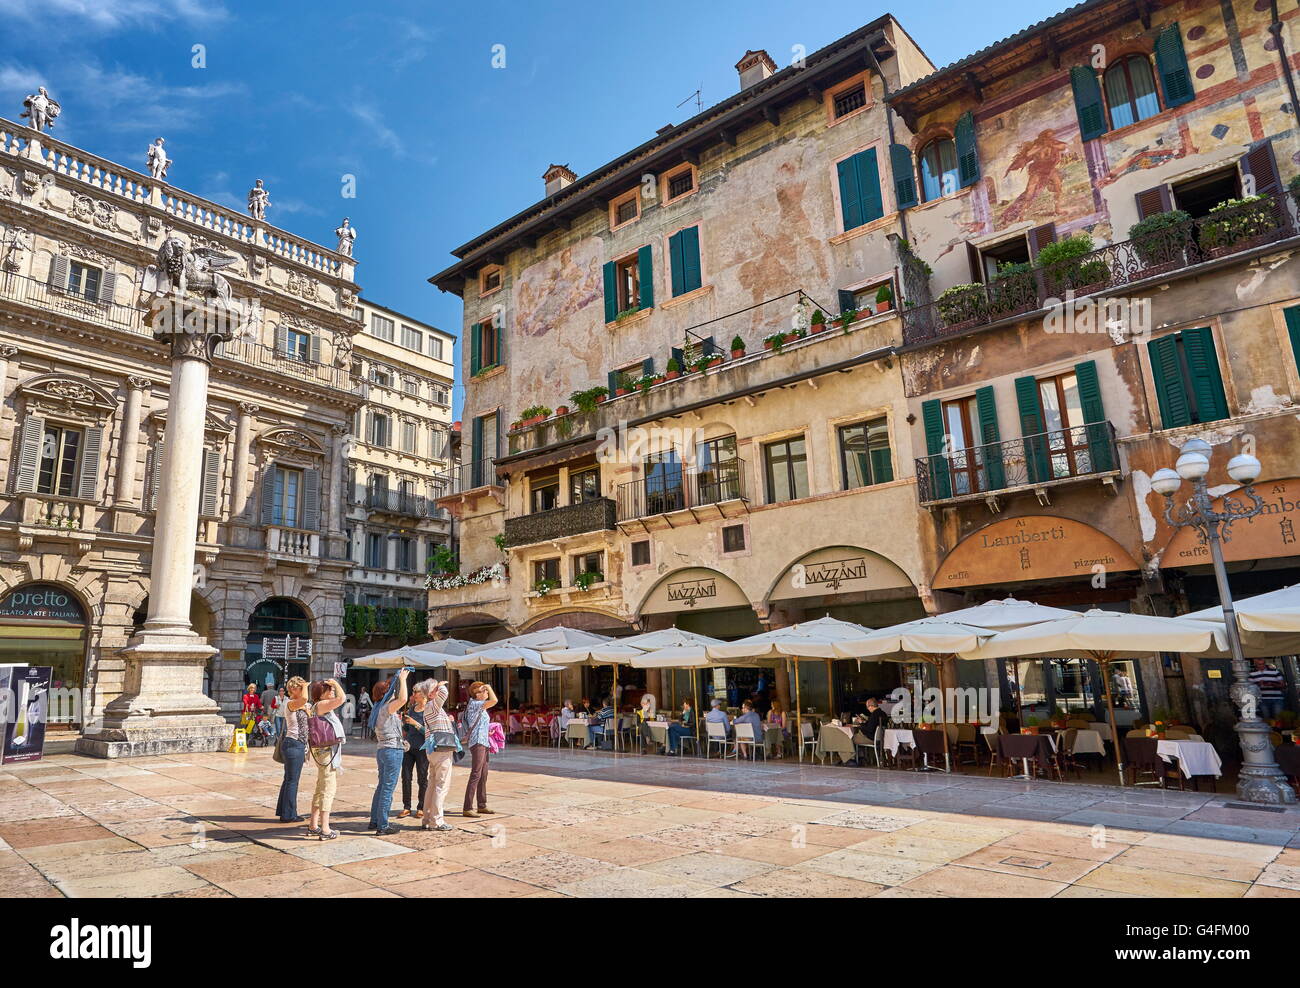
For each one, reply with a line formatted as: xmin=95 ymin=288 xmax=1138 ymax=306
xmin=838 ymin=417 xmax=893 ymax=490
xmin=631 ymin=540 xmax=651 ymax=566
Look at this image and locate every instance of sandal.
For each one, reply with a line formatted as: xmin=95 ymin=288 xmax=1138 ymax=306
xmin=306 ymin=826 xmax=322 ymax=838
xmin=321 ymin=830 xmax=340 ymax=840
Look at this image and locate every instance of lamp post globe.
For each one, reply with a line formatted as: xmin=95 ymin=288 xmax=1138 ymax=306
xmin=1150 ymin=467 xmax=1182 ymax=497
xmin=1226 ymin=453 xmax=1262 ymax=485
xmin=1175 ymin=450 xmax=1210 ymax=481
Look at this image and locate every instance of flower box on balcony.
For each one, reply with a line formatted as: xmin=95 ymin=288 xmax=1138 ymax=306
xmin=554 ymin=405 xmax=570 ymax=417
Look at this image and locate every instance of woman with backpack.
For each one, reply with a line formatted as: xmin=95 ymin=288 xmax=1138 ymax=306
xmin=368 ymin=668 xmax=410 ymax=835
xmin=461 ymin=680 xmax=498 ymax=818
xmin=306 ymin=678 xmax=347 ymax=840
xmin=275 ymin=676 xmax=310 ymax=823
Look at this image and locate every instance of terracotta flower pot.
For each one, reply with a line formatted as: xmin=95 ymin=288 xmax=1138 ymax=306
xmin=707 ymin=357 xmax=724 ymax=369
xmin=876 ymin=300 xmax=892 ymax=312
xmin=615 ymin=388 xmax=630 ymax=397
xmin=764 ymin=340 xmax=775 ymax=350
xmin=731 ymin=348 xmax=745 ymax=359
xmin=811 ymin=322 xmax=827 ymax=333
xmin=665 ymin=370 xmax=680 ymax=380
xmin=596 ymin=394 xmax=607 ymax=403
xmin=555 ymin=406 xmax=570 ymax=416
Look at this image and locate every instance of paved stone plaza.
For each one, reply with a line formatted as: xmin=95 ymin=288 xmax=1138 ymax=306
xmin=2 ymin=745 xmax=1299 ymax=897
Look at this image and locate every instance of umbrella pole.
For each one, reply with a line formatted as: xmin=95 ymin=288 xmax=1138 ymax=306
xmin=693 ymin=669 xmax=701 ymax=756
xmin=794 ymin=658 xmax=804 ymax=763
xmin=1096 ymin=652 xmax=1125 ymax=787
xmin=612 ymin=663 xmax=619 ymax=753
xmin=1013 ymin=657 xmax=1023 ymax=727
xmin=934 ymin=655 xmax=952 ymax=773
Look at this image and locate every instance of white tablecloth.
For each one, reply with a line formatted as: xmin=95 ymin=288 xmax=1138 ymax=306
xmin=1088 ymin=722 xmax=1115 ymax=742
xmin=883 ymin=728 xmax=915 ymax=756
xmin=1158 ymin=739 xmax=1222 ymax=778
xmin=1071 ymin=729 xmax=1106 ymax=755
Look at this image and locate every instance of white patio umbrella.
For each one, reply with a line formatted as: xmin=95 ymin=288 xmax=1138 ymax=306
xmin=708 ymin=616 xmax=875 ymax=755
xmin=962 ymin=609 xmax=1228 ymax=784
xmin=1184 ymin=586 xmax=1300 ymax=655
xmin=409 ymin=638 xmax=477 ymax=657
xmin=351 ymin=645 xmax=451 ymax=670
xmin=833 ymin=617 xmax=1002 ymax=770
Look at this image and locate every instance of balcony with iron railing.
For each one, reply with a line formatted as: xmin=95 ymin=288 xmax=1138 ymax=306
xmin=346 ymin=484 xmax=447 ymax=520
xmin=901 ymin=194 xmax=1297 ymax=347
xmin=502 ymin=496 xmax=617 ymax=548
xmin=915 ymin=422 xmax=1120 ymax=506
xmin=616 ymin=459 xmax=749 ymax=523
xmin=0 ymin=271 xmax=359 ymax=394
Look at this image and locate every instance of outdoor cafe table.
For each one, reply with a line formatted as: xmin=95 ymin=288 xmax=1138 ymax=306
xmin=883 ymin=728 xmax=915 ymax=758
xmin=565 ymin=721 xmax=589 ymax=746
xmin=1157 ymin=739 xmax=1223 ymax=779
xmin=644 ymin=721 xmax=669 ymax=750
xmin=997 ymin=733 xmax=1056 ymax=780
xmin=1071 ymin=729 xmax=1106 ymax=755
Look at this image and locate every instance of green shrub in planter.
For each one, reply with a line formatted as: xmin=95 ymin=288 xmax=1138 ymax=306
xmin=935 ymin=283 xmax=988 ymax=325
xmin=1200 ymin=195 xmax=1276 ymax=251
xmin=1128 ymin=209 xmax=1192 ymax=267
xmin=810 ymin=310 xmax=825 ymax=325
xmin=730 ymin=335 xmax=745 ymax=353
xmin=986 ymin=262 xmax=1034 ymax=315
xmin=1037 ymin=233 xmax=1109 ymax=291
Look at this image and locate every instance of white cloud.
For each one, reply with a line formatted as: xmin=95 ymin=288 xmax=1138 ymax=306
xmin=0 ymin=0 xmax=227 ymax=30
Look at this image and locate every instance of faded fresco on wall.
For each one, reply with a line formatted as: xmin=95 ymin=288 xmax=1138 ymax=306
xmin=987 ymin=91 xmax=1092 ymax=231
xmin=509 ymin=236 xmax=606 ymax=396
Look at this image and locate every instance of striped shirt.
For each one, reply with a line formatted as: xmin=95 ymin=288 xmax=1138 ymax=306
xmin=1250 ymin=666 xmax=1287 ymax=700
xmin=464 ymin=698 xmax=491 ymax=747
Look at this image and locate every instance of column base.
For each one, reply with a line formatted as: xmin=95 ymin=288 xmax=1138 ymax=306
xmin=76 ymin=630 xmax=232 ymax=759
xmin=1236 ymin=769 xmax=1299 ymax=805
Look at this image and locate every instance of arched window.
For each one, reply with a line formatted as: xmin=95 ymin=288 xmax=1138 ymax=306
xmin=919 ymin=138 xmax=959 ymax=202
xmin=1104 ymin=55 xmax=1160 ymax=129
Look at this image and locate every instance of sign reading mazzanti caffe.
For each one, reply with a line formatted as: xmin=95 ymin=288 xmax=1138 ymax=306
xmin=771 ymin=546 xmax=914 ymax=601
xmin=934 ymin=515 xmax=1139 ymax=588
xmin=1162 ymin=477 xmax=1300 ymax=566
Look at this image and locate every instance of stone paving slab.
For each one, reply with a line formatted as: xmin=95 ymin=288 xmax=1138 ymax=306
xmin=0 ymin=745 xmax=1295 ymax=897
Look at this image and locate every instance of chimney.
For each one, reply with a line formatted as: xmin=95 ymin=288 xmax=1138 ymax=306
xmin=736 ymin=49 xmax=776 ymax=90
xmin=543 ymin=163 xmax=577 ymax=197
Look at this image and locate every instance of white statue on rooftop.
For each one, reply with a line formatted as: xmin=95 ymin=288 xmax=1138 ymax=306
xmin=20 ymin=87 xmax=60 ymax=133
xmin=247 ymin=179 xmax=270 ymax=221
xmin=334 ymin=217 xmax=356 ymax=257
xmin=146 ymin=137 xmax=171 ymax=180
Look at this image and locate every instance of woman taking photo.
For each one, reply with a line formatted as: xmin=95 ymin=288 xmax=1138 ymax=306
xmin=399 ymin=680 xmax=430 ymax=819
xmin=306 ymin=678 xmax=347 ymax=839
xmin=420 ymin=679 xmax=458 ymax=831
xmin=368 ymin=668 xmax=410 ymax=835
xmin=275 ymin=676 xmax=310 ymax=823
xmin=461 ymin=680 xmax=498 ymax=818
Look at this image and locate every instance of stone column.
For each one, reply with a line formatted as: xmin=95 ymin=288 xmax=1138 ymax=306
xmin=0 ymin=344 xmax=17 ymax=403
xmin=231 ymin=402 xmax=259 ymax=519
xmin=328 ymin=422 xmax=348 ymax=537
xmin=78 ymin=296 xmax=235 ymax=757
xmin=114 ymin=376 xmax=151 ymax=505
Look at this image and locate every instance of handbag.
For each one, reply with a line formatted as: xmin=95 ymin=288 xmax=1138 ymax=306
xmin=455 ymin=708 xmax=483 ymax=763
xmin=308 ymin=712 xmax=340 ymax=749
xmin=272 ymin=732 xmax=285 ymax=764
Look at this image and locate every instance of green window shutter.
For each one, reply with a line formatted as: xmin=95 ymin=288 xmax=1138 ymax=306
xmin=1148 ymin=336 xmax=1191 ymax=429
xmin=607 ymin=370 xmax=619 ymax=394
xmin=670 ymin=346 xmax=684 ymax=372
xmin=680 ymin=226 xmax=701 ymax=294
xmin=469 ymin=322 xmax=481 ymax=376
xmin=1284 ymin=306 xmax=1300 ymax=375
xmin=602 ymin=261 xmax=618 ymax=322
xmin=838 ymin=289 xmax=856 ymax=313
xmin=855 ymin=148 xmax=883 ymax=223
xmin=889 ymin=143 xmax=917 ymax=209
xmin=1181 ymin=326 xmax=1229 ymax=423
xmin=13 ymin=415 xmax=44 ymax=493
xmin=471 ymin=416 xmax=484 ymax=486
xmin=869 ymin=446 xmax=894 ymax=484
xmin=1155 ymin=22 xmax=1194 ymax=108
xmin=974 ymin=386 xmax=1005 ymax=490
xmin=260 ymin=467 xmax=276 ymax=526
xmin=921 ymin=398 xmax=951 ymax=500
xmin=1074 ymin=360 xmax=1114 ymax=472
xmin=668 ymin=229 xmax=685 ymax=298
xmin=642 ymin=357 xmax=655 ymax=377
xmin=837 ymin=155 xmax=864 ymax=231
xmin=1015 ymin=375 xmax=1050 ymax=483
xmin=637 ymin=244 xmax=654 ymax=310
xmin=1069 ymin=66 xmax=1107 ymax=141
xmin=954 ymin=112 xmax=980 ymax=189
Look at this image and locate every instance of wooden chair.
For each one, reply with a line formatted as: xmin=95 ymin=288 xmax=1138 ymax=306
xmin=1124 ymin=737 xmax=1177 ymax=787
xmin=1057 ymin=728 xmax=1085 ymax=779
xmin=955 ymin=724 xmax=981 ymax=766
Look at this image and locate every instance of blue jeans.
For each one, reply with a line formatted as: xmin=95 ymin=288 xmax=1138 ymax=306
xmin=1261 ymin=698 xmax=1284 ymax=721
xmin=370 ymin=746 xmax=404 ymax=831
xmin=667 ymin=724 xmax=693 ymax=753
xmin=275 ymin=737 xmax=305 ymax=821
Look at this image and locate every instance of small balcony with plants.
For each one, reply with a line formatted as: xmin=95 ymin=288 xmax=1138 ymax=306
xmin=502 ymin=496 xmax=617 ymax=549
xmin=915 ymin=422 xmax=1121 ymax=508
xmin=901 ymin=191 xmax=1298 ymax=347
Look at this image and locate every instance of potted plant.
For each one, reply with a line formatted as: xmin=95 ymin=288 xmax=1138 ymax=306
xmin=986 ymin=261 xmax=1035 ymax=318
xmin=706 ymin=352 xmax=725 ymax=369
xmin=665 ymin=357 xmax=681 ymax=379
xmin=835 ymin=307 xmax=858 ymax=328
xmin=510 ymin=420 xmax=522 ymax=432
xmin=534 ymin=577 xmax=558 ymax=596
xmin=730 ymin=335 xmax=745 ymax=358
xmin=554 ymin=404 xmax=570 ymax=417
xmin=635 ymin=373 xmax=656 ymax=393
xmin=574 ymin=570 xmax=603 ymax=591
xmin=875 ymin=283 xmax=894 ymax=313
xmin=1037 ymin=233 xmax=1110 ymax=295
xmin=570 ymin=387 xmax=606 ymax=413
xmin=1128 ymin=209 xmax=1193 ymax=270
xmin=810 ymin=310 xmax=827 ymax=333
xmin=1200 ymin=195 xmax=1277 ymax=253
xmin=764 ymin=331 xmax=787 ymax=352
xmin=935 ymin=283 xmax=988 ymax=328
xmin=519 ymin=404 xmax=551 ymax=427
xmin=1021 ymin=717 xmax=1041 ymax=736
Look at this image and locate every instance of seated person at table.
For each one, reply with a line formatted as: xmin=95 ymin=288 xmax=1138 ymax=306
xmin=559 ymin=699 xmax=576 ymax=730
xmin=586 ymin=696 xmax=615 ymax=750
xmin=638 ymin=693 xmax=663 ymax=752
xmin=704 ymin=698 xmax=732 ymax=738
xmin=667 ymin=699 xmax=695 ymax=754
xmin=735 ymin=700 xmax=764 ymax=748
xmin=852 ymin=697 xmax=889 ymax=752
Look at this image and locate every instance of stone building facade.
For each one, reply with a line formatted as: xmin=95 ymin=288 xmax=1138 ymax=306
xmin=429 ymin=0 xmax=1300 ymax=734
xmin=0 ymin=116 xmax=365 ymax=733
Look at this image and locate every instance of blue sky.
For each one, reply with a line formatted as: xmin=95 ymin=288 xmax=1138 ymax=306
xmin=1 ymin=0 xmax=1051 ymax=406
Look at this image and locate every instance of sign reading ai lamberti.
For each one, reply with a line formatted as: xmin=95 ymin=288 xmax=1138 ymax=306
xmin=934 ymin=515 xmax=1139 ymax=588
xmin=1162 ymin=477 xmax=1300 ymax=566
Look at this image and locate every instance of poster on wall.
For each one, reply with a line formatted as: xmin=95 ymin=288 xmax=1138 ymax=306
xmin=2 ymin=665 xmax=52 ymax=764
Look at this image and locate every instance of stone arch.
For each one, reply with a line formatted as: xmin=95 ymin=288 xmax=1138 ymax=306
xmin=634 ymin=566 xmax=751 ymax=618
xmin=762 ymin=544 xmax=918 ymax=607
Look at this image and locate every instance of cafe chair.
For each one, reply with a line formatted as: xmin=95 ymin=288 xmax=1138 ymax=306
xmin=955 ymin=723 xmax=981 ymax=766
xmin=1057 ymin=728 xmax=1085 ymax=779
xmin=799 ymin=720 xmax=818 ymax=760
xmin=1124 ymin=737 xmax=1174 ymax=787
xmin=549 ymin=717 xmax=562 ymax=747
xmin=677 ymin=729 xmax=700 ymax=758
xmin=706 ymin=720 xmax=732 ymax=759
xmin=735 ymin=722 xmax=765 ymax=761
xmin=854 ymin=725 xmax=885 ymax=767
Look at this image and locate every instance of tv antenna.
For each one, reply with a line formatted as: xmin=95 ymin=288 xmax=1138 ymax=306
xmin=678 ymin=85 xmax=703 ymax=115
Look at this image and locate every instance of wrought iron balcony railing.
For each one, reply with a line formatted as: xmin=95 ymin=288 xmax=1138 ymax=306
xmin=915 ymin=422 xmax=1119 ymax=505
xmin=502 ymin=497 xmax=617 ymax=547
xmin=441 ymin=457 xmax=499 ymax=494
xmin=346 ymin=485 xmax=445 ymax=520
xmin=902 ymin=195 xmax=1296 ymax=346
xmin=616 ymin=459 xmax=748 ymax=521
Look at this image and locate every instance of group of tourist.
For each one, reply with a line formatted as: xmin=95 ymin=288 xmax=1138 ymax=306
xmin=271 ymin=670 xmax=501 ymax=837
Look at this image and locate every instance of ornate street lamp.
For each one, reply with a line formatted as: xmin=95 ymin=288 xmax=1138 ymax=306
xmin=1151 ymin=439 xmax=1296 ymax=803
